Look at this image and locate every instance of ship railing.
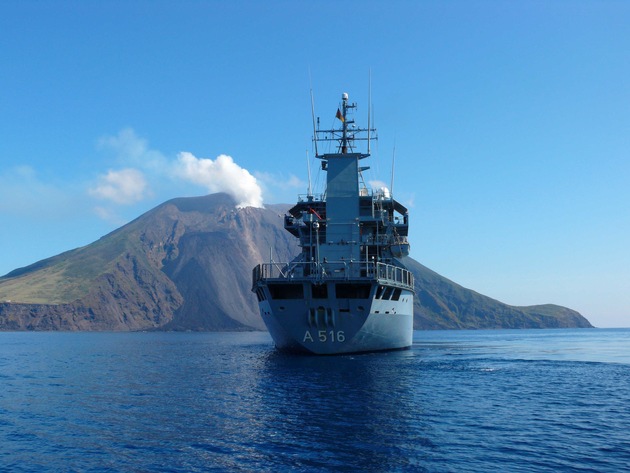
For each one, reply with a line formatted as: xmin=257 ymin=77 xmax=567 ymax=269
xmin=252 ymin=261 xmax=414 ymax=291
xmin=297 ymin=193 xmax=325 ymax=203
xmin=361 ymin=234 xmax=409 ymax=245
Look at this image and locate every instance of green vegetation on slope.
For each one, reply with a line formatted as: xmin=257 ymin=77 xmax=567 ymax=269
xmin=0 ymin=193 xmax=592 ymax=330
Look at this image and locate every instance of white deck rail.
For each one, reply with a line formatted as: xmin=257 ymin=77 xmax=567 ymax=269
xmin=252 ymin=260 xmax=414 ymax=291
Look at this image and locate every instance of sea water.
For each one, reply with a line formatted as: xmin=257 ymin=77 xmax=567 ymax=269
xmin=1 ymin=328 xmax=629 ymax=472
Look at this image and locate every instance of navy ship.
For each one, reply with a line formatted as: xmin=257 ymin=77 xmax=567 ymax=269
xmin=252 ymin=92 xmax=414 ymax=354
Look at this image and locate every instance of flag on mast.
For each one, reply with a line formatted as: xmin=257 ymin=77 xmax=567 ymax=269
xmin=335 ymin=108 xmax=344 ymax=122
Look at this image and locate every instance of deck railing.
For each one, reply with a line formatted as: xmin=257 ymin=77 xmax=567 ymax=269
xmin=252 ymin=260 xmax=414 ymax=291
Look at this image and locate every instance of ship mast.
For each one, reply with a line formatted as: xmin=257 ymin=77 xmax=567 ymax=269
xmin=314 ymin=92 xmax=376 ymax=159
xmin=340 ymin=93 xmax=351 ymax=154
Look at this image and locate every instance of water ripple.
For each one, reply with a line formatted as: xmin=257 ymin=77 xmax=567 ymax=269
xmin=1 ymin=330 xmax=629 ymax=472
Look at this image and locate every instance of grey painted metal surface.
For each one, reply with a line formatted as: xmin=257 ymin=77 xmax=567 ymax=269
xmin=252 ymin=93 xmax=414 ymax=354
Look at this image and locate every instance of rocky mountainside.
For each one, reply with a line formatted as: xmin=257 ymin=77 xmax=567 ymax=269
xmin=0 ymin=193 xmax=592 ymax=330
xmin=406 ymin=258 xmax=591 ymax=329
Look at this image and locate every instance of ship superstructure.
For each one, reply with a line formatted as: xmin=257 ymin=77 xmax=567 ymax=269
xmin=252 ymin=92 xmax=414 ymax=354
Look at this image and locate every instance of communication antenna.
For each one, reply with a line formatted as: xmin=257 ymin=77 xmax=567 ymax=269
xmin=390 ymin=142 xmax=396 ymax=198
xmin=309 ymin=71 xmax=319 ymax=157
xmin=367 ymin=69 xmax=372 ymax=154
xmin=306 ymin=149 xmax=312 ymax=196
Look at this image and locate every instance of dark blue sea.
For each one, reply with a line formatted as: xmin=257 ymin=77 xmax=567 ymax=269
xmin=1 ymin=329 xmax=629 ymax=472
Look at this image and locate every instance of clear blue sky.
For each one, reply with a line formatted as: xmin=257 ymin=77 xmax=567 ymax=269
xmin=2 ymin=1 xmax=629 ymax=327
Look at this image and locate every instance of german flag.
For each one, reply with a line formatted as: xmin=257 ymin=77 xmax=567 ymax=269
xmin=336 ymin=108 xmax=344 ymax=123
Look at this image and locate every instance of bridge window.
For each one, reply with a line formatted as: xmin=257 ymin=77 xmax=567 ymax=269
xmin=336 ymin=283 xmax=371 ymax=299
xmin=312 ymin=284 xmax=328 ymax=299
xmin=269 ymin=284 xmax=304 ymax=299
xmin=255 ymin=288 xmax=267 ymax=302
xmin=382 ymin=286 xmax=394 ymax=300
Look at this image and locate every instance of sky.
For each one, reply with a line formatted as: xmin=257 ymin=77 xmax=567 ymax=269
xmin=1 ymin=0 xmax=629 ymax=328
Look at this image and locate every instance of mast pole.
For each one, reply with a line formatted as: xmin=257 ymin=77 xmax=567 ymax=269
xmin=390 ymin=144 xmax=396 ymax=197
xmin=310 ymin=88 xmax=319 ymax=157
xmin=306 ymin=149 xmax=312 ymax=196
xmin=341 ymin=93 xmax=351 ymax=154
xmin=367 ymin=70 xmax=372 ymax=155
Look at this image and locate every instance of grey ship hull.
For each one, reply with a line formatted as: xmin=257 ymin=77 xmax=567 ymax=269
xmin=260 ymin=298 xmax=413 ymax=355
xmin=253 ymin=269 xmax=414 ymax=354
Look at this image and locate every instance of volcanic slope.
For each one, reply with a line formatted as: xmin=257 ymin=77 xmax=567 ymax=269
xmin=0 ymin=192 xmax=592 ymax=330
xmin=0 ymin=193 xmax=297 ymax=330
xmin=405 ymin=258 xmax=591 ymax=329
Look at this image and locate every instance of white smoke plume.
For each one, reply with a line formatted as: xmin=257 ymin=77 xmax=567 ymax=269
xmin=175 ymin=152 xmax=263 ymax=208
xmin=89 ymin=168 xmax=148 ymax=205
